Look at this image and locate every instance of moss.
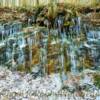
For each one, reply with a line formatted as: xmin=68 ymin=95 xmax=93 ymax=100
xmin=64 ymin=61 xmax=71 ymax=72
xmin=17 ymin=64 xmax=25 ymax=72
xmin=93 ymin=74 xmax=100 ymax=89
xmin=83 ymin=56 xmax=94 ymax=69
xmin=17 ymin=64 xmax=32 ymax=73
xmin=25 ymin=66 xmax=32 ymax=73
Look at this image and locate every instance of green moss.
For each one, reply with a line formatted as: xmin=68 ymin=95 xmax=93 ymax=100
xmin=17 ymin=64 xmax=25 ymax=72
xmin=17 ymin=64 xmax=32 ymax=73
xmin=25 ymin=66 xmax=32 ymax=73
xmin=93 ymin=74 xmax=100 ymax=89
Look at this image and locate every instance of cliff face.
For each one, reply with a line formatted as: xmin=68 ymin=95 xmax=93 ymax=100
xmin=0 ymin=0 xmax=99 ymax=7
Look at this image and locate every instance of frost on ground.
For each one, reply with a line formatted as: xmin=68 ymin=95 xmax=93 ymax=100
xmin=0 ymin=67 xmax=100 ymax=100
